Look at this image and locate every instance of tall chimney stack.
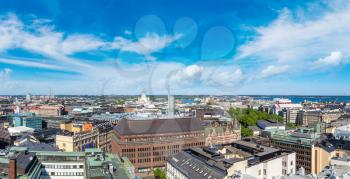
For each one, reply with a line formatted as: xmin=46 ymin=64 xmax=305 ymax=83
xmin=168 ymin=95 xmax=175 ymax=117
xmin=9 ymin=158 xmax=16 ymax=179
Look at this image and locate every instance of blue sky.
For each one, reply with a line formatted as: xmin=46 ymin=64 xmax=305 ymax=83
xmin=0 ymin=0 xmax=349 ymax=95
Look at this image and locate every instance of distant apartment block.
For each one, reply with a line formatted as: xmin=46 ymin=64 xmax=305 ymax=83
xmin=56 ymin=122 xmax=113 ymax=152
xmin=28 ymin=105 xmax=65 ymax=117
xmin=11 ymin=113 xmax=42 ymax=130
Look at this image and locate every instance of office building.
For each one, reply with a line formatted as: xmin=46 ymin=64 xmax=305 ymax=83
xmin=111 ymin=117 xmax=205 ymax=178
xmin=167 ymin=140 xmax=296 ymax=179
xmin=299 ymin=110 xmax=322 ymax=126
xmin=286 ymin=108 xmax=302 ymax=124
xmin=56 ymin=122 xmax=113 ymax=152
xmin=11 ymin=113 xmax=42 ymax=130
xmin=265 ymin=126 xmax=323 ymax=174
xmin=0 ymin=147 xmax=135 ymax=179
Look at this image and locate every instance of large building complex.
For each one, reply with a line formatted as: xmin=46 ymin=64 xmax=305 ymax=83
xmin=0 ymin=147 xmax=135 ymax=179
xmin=204 ymin=120 xmax=241 ymax=146
xmin=265 ymin=127 xmax=322 ymax=174
xmin=111 ymin=117 xmax=206 ymax=177
xmin=11 ymin=113 xmax=42 ymax=130
xmin=28 ymin=105 xmax=65 ymax=117
xmin=56 ymin=122 xmax=113 ymax=152
xmin=167 ymin=140 xmax=296 ymax=179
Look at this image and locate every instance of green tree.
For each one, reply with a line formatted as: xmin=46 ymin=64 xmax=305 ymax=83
xmin=287 ymin=122 xmax=297 ymax=129
xmin=153 ymin=168 xmax=166 ymax=179
xmin=115 ymin=99 xmax=125 ymax=105
xmin=241 ymin=127 xmax=253 ymax=137
xmin=228 ymin=107 xmax=284 ymax=129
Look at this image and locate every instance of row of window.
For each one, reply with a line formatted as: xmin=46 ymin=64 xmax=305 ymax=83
xmin=43 ymin=164 xmax=83 ymax=169
xmin=282 ymin=161 xmax=294 ymax=167
xmin=121 ymin=142 xmax=205 ymax=154
xmin=126 ymin=133 xmax=204 ymax=142
xmin=43 ymin=172 xmax=84 ymax=176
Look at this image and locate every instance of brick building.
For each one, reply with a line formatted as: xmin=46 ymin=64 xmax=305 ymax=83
xmin=111 ymin=117 xmax=205 ymax=178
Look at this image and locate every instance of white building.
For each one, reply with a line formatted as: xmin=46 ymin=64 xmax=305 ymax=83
xmin=167 ymin=141 xmax=296 ymax=179
xmin=38 ymin=152 xmax=85 ymax=179
xmin=334 ymin=124 xmax=350 ymax=138
xmin=138 ymin=91 xmax=150 ymax=104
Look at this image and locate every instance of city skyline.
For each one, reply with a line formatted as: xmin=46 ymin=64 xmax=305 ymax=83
xmin=0 ymin=0 xmax=349 ymax=95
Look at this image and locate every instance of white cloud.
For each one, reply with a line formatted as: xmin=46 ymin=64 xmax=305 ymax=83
xmin=169 ymin=64 xmax=203 ymax=88
xmin=238 ymin=2 xmax=350 ymax=71
xmin=0 ymin=14 xmax=21 ymax=51
xmin=205 ymin=66 xmax=244 ymax=84
xmin=0 ymin=14 xmax=105 ymax=68
xmin=259 ymin=65 xmax=290 ymax=78
xmin=313 ymin=51 xmax=343 ymax=69
xmin=0 ymin=58 xmax=65 ymax=70
xmin=0 ymin=13 xmax=182 ymax=72
xmin=60 ymin=34 xmax=106 ymax=55
xmin=124 ymin=30 xmax=132 ymax=35
xmin=111 ymin=33 xmax=182 ymax=55
xmin=0 ymin=68 xmax=12 ymax=78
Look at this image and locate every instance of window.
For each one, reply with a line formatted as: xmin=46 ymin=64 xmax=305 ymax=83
xmin=259 ymin=170 xmax=261 ymax=175
xmin=263 ymin=169 xmax=266 ymax=175
xmin=290 ymin=161 xmax=293 ymax=166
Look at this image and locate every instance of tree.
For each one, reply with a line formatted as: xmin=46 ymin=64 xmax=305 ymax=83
xmin=241 ymin=127 xmax=253 ymax=137
xmin=271 ymin=114 xmax=284 ymax=123
xmin=287 ymin=122 xmax=297 ymax=129
xmin=153 ymin=168 xmax=166 ymax=179
xmin=115 ymin=99 xmax=124 ymax=105
xmin=228 ymin=107 xmax=284 ymax=128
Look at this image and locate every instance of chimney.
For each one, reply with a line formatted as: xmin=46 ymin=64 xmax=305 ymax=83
xmin=9 ymin=158 xmax=16 ymax=179
xmin=168 ymin=95 xmax=175 ymax=117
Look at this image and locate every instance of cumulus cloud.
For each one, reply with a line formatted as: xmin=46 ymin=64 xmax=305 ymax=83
xmin=238 ymin=2 xmax=350 ymax=72
xmin=169 ymin=64 xmax=203 ymax=87
xmin=313 ymin=51 xmax=343 ymax=69
xmin=205 ymin=67 xmax=244 ymax=85
xmin=0 ymin=14 xmax=21 ymax=51
xmin=259 ymin=65 xmax=290 ymax=78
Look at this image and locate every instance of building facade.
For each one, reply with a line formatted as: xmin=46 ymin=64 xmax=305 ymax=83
xmin=11 ymin=113 xmax=42 ymax=130
xmin=111 ymin=117 xmax=205 ymax=178
xmin=204 ymin=120 xmax=240 ymax=146
xmin=266 ymin=127 xmax=324 ymax=174
xmin=167 ymin=140 xmax=296 ymax=179
xmin=0 ymin=147 xmax=135 ymax=179
xmin=56 ymin=122 xmax=113 ymax=152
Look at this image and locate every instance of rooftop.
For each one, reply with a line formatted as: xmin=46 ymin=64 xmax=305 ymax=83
xmin=115 ymin=117 xmax=203 ymax=136
xmin=167 ymin=140 xmax=293 ymax=178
